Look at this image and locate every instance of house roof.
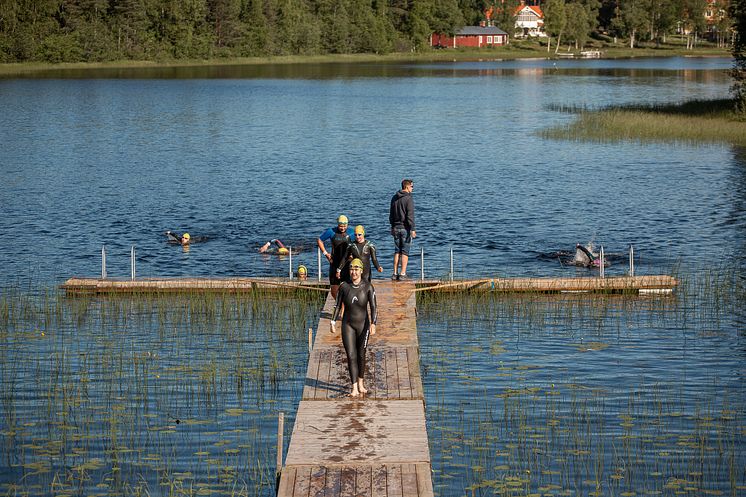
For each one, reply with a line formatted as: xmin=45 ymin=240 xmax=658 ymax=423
xmin=514 ymin=5 xmax=543 ymax=17
xmin=457 ymin=26 xmax=509 ymax=36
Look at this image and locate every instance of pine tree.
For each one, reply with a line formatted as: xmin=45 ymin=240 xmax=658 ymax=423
xmin=732 ymin=0 xmax=746 ymax=113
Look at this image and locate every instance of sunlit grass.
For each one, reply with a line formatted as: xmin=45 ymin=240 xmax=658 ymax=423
xmin=543 ymin=98 xmax=746 ymax=146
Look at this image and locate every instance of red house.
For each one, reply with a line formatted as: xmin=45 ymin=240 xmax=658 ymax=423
xmin=431 ymin=26 xmax=509 ymax=49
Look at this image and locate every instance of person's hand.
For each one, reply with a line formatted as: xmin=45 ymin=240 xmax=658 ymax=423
xmin=330 ymin=321 xmax=337 ymax=334
xmin=370 ymin=323 xmax=376 ymax=336
xmin=411 ymin=230 xmax=417 ymax=239
xmin=377 ymin=266 xmax=383 ymax=273
xmin=325 ymin=252 xmax=332 ymax=262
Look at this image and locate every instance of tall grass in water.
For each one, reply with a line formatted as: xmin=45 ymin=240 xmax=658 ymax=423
xmin=542 ymin=98 xmax=746 ymax=146
xmin=417 ymin=266 xmax=745 ymax=496
xmin=0 ymin=287 xmax=322 ymax=497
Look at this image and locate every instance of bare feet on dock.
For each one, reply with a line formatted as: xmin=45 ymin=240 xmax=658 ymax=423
xmin=357 ymin=380 xmax=368 ymax=395
xmin=350 ymin=386 xmax=360 ymax=397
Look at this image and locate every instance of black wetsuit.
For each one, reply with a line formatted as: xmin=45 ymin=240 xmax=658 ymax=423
xmin=338 ymin=240 xmax=381 ymax=282
xmin=331 ymin=280 xmax=378 ymax=384
xmin=329 ymin=230 xmax=352 ymax=285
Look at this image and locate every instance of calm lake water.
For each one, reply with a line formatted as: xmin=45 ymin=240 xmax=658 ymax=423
xmin=0 ymin=56 xmax=742 ymax=283
xmin=0 ymin=57 xmax=744 ymax=496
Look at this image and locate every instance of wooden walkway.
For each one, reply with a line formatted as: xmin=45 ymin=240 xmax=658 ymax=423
xmin=61 ymin=275 xmax=677 ymax=295
xmin=278 ymin=280 xmax=434 ymax=497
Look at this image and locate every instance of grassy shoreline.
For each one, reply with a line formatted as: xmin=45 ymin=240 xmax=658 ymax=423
xmin=0 ymin=40 xmax=730 ymax=76
xmin=543 ymin=98 xmax=746 ymax=147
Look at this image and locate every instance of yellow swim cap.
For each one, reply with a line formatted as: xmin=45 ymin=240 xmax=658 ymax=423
xmin=278 ymin=247 xmax=289 ymax=255
xmin=298 ymin=265 xmax=307 ymax=275
xmin=350 ymin=258 xmax=364 ymax=270
xmin=354 ymin=225 xmax=365 ymax=235
xmin=182 ymin=233 xmax=190 ymax=240
xmin=337 ymin=215 xmax=348 ymax=224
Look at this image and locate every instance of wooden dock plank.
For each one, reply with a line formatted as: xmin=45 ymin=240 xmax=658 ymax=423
xmin=340 ymin=466 xmax=355 ymax=497
xmin=278 ymin=466 xmax=296 ymax=496
xmin=386 ymin=465 xmax=403 ymax=497
xmin=294 ymin=466 xmax=312 ymax=497
xmin=325 ymin=467 xmax=342 ymax=497
xmin=285 ymin=400 xmax=430 ymax=466
xmin=415 ymin=464 xmax=433 ymax=496
xmin=355 ymin=465 xmax=372 ymax=497
xmin=401 ymin=464 xmax=418 ymax=497
xmin=371 ymin=464 xmax=387 ymax=497
xmin=309 ymin=466 xmax=326 ymax=497
xmin=396 ymin=348 xmax=412 ymax=399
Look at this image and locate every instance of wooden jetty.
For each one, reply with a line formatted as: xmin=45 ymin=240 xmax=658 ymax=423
xmin=61 ymin=274 xmax=677 ymax=295
xmin=277 ymin=280 xmax=434 ymax=496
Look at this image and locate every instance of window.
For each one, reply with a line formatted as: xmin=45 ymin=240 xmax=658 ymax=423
xmin=487 ymin=36 xmax=493 ymax=44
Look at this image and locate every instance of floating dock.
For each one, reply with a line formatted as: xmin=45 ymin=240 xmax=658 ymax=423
xmin=278 ymin=279 xmax=433 ymax=496
xmin=61 ymin=275 xmax=677 ymax=295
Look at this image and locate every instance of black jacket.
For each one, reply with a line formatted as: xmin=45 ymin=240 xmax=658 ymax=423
xmin=389 ymin=190 xmax=415 ymax=230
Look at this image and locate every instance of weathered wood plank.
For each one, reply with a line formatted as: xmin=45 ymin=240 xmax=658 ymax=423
xmin=386 ymin=464 xmax=403 ymax=497
xmin=396 ymin=348 xmax=411 ymax=399
xmin=309 ymin=466 xmax=326 ymax=497
xmin=401 ymin=464 xmax=418 ymax=497
xmin=355 ymin=465 xmax=372 ymax=497
xmin=294 ymin=465 xmax=312 ymax=497
xmin=340 ymin=466 xmax=355 ymax=497
xmin=371 ymin=464 xmax=387 ymax=497
xmin=325 ymin=466 xmax=342 ymax=497
xmin=407 ymin=348 xmax=423 ymax=400
xmin=385 ymin=349 xmax=398 ymax=398
xmin=415 ymin=464 xmax=434 ymax=496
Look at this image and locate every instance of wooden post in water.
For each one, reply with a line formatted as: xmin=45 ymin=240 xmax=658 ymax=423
xmin=629 ymin=245 xmax=635 ymax=276
xmin=421 ymin=246 xmax=424 ymax=281
xmin=599 ymin=246 xmax=605 ymax=279
xmin=289 ymin=246 xmax=293 ymax=279
xmin=308 ymin=328 xmax=313 ymax=353
xmin=130 ymin=246 xmax=136 ymax=281
xmin=276 ymin=411 xmax=284 ymax=487
xmin=101 ymin=246 xmax=107 ymax=280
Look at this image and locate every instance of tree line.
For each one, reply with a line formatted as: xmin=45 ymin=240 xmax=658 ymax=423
xmin=0 ymin=0 xmax=735 ymax=63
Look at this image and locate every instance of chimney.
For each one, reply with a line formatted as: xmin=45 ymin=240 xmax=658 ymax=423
xmin=480 ymin=20 xmax=486 ymax=27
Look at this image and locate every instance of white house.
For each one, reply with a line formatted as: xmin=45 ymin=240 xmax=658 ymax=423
xmin=514 ymin=4 xmax=546 ymax=38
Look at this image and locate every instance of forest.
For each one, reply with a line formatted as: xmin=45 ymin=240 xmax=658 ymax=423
xmin=0 ymin=0 xmax=734 ymax=63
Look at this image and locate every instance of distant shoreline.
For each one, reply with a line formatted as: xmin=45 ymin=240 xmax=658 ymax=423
xmin=0 ymin=44 xmax=731 ymax=77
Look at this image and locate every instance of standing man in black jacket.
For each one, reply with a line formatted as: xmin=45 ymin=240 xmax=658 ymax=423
xmin=389 ymin=179 xmax=416 ymax=280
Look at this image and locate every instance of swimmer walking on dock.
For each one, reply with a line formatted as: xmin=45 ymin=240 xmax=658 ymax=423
xmin=330 ymin=258 xmax=377 ymax=397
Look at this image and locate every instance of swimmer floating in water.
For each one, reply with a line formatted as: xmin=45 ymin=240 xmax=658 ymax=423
xmin=166 ymin=231 xmax=191 ymax=246
xmin=259 ymin=239 xmax=289 ymax=255
xmin=573 ymin=243 xmax=609 ymax=268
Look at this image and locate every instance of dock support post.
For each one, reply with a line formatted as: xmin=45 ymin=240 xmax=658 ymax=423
xmin=420 ymin=247 xmax=424 ymax=281
xmin=599 ymin=246 xmax=605 ymax=279
xmin=289 ymin=247 xmax=293 ymax=279
xmin=450 ymin=247 xmax=454 ymax=281
xmin=308 ymin=328 xmax=313 ymax=353
xmin=317 ymin=248 xmax=322 ymax=282
xmin=130 ymin=246 xmax=136 ymax=281
xmin=101 ymin=246 xmax=107 ymax=280
xmin=629 ymin=245 xmax=634 ymax=276
xmin=276 ymin=411 xmax=284 ymax=487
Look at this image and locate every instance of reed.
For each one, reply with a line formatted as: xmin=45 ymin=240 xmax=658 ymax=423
xmin=542 ymin=98 xmax=746 ymax=146
xmin=0 ymin=286 xmax=323 ymax=496
xmin=417 ymin=266 xmax=744 ymax=496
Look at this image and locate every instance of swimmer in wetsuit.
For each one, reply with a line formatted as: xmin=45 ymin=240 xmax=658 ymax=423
xmin=336 ymin=225 xmax=383 ymax=282
xmin=330 ymin=258 xmax=377 ymax=397
xmin=317 ymin=214 xmax=354 ymax=299
xmin=259 ymin=239 xmax=289 ymax=255
xmin=166 ymin=231 xmax=191 ymax=246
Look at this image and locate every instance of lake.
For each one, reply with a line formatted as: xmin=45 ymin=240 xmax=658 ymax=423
xmin=0 ymin=56 xmax=743 ymax=496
